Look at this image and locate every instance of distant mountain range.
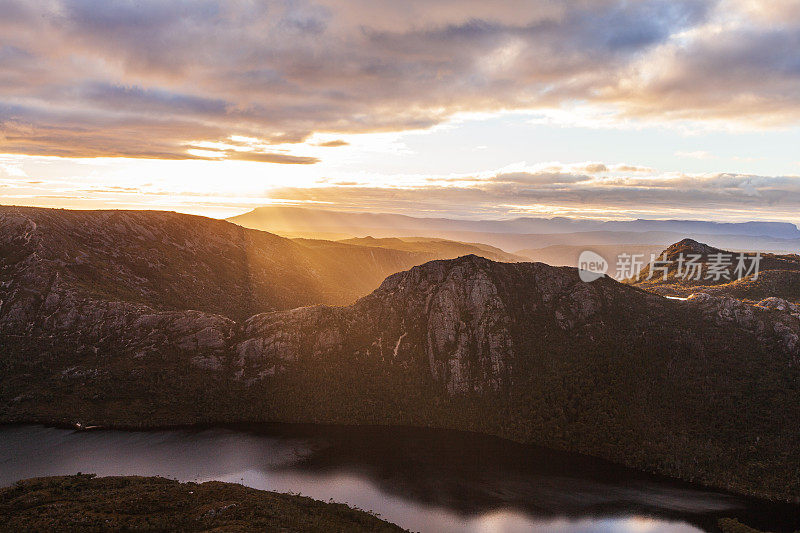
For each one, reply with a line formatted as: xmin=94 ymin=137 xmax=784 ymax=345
xmin=229 ymin=206 xmax=800 ymax=239
xmin=3 ymin=207 xmax=800 ymax=503
xmin=228 ymin=206 xmax=800 ymax=253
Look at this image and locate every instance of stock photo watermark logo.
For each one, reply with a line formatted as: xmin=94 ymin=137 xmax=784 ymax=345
xmin=578 ymin=250 xmax=762 ymax=283
xmin=578 ymin=250 xmax=609 ymax=282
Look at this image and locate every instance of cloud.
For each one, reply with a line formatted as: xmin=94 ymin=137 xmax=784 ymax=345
xmin=224 ymin=151 xmax=319 ymax=164
xmin=0 ymin=0 xmax=798 ymax=163
xmin=264 ymin=167 xmax=800 ymax=220
xmin=612 ymin=164 xmax=654 ymax=173
xmin=579 ymin=163 xmax=609 ymax=173
xmin=8 ymin=153 xmax=800 ymax=221
xmin=316 ymin=140 xmax=349 ymax=147
xmin=489 ymin=171 xmax=593 ymax=186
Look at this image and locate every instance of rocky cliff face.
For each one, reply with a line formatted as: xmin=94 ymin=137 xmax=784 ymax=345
xmin=3 ymin=210 xmax=800 ymax=502
xmin=234 ymin=257 xmax=684 ymax=394
xmin=238 ymin=256 xmax=526 ymax=394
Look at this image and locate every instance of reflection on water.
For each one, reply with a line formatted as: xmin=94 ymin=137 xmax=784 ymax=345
xmin=1 ymin=424 xmax=798 ymax=532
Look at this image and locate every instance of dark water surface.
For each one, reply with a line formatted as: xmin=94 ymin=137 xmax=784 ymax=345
xmin=1 ymin=424 xmax=798 ymax=532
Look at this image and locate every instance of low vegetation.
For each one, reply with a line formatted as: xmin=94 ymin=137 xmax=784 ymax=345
xmin=0 ymin=474 xmax=405 ymax=532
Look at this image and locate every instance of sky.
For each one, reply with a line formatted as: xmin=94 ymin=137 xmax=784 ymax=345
xmin=1 ymin=0 xmax=799 ymax=222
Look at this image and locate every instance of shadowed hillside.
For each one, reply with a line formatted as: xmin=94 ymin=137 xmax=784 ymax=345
xmin=0 ymin=206 xmax=446 ymax=320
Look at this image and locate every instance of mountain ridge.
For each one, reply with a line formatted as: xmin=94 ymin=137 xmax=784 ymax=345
xmin=0 ymin=205 xmax=482 ymax=320
xmin=229 ymin=206 xmax=800 ymax=239
xmin=3 ymin=207 xmax=800 ymax=503
xmin=332 ymin=236 xmax=527 ymax=263
xmin=228 ymin=206 xmax=800 ymax=255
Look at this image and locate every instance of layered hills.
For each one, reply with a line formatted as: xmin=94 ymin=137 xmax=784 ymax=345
xmin=333 ymin=236 xmax=526 ymax=263
xmin=228 ymin=206 xmax=800 ymax=254
xmin=2 ymin=207 xmax=800 ymax=502
xmin=229 ymin=206 xmax=800 ymax=240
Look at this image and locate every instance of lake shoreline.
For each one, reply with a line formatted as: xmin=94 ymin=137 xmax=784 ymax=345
xmin=2 ymin=416 xmax=798 ymax=511
xmin=4 ymin=421 xmax=800 ymax=532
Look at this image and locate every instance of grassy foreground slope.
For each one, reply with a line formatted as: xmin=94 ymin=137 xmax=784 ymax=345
xmin=0 ymin=475 xmax=404 ymax=532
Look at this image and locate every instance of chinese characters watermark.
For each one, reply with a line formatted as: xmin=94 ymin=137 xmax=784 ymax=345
xmin=578 ymin=250 xmax=761 ymax=283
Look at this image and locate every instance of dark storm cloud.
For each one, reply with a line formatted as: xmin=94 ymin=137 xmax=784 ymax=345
xmin=0 ymin=0 xmax=798 ymax=161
